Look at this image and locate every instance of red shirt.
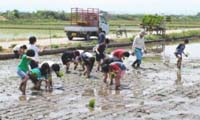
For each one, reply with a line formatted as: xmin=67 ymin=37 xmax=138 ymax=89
xmin=112 ymin=49 xmax=126 ymax=59
xmin=110 ymin=63 xmax=120 ymax=71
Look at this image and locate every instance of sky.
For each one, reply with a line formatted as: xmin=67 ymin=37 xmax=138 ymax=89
xmin=0 ymin=0 xmax=199 ymax=15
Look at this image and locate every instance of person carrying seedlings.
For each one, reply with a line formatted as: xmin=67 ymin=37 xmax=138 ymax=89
xmin=132 ymin=31 xmax=147 ymax=68
xmin=61 ymin=50 xmax=81 ymax=73
xmin=95 ymin=38 xmax=110 ymax=71
xmin=40 ymin=61 xmax=63 ymax=88
xmin=17 ymin=49 xmax=37 ymax=95
xmin=79 ymin=52 xmax=95 ymax=78
xmin=111 ymin=48 xmax=130 ymax=61
xmin=108 ymin=61 xmax=126 ymax=90
xmin=27 ymin=36 xmax=44 ymax=69
xmin=29 ymin=63 xmax=51 ymax=90
xmin=13 ymin=44 xmax=27 ymax=58
xmin=101 ymin=56 xmax=122 ymax=84
xmin=174 ymin=39 xmax=189 ymax=69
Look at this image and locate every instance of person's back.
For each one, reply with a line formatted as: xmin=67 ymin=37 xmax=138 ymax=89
xmin=27 ymin=36 xmax=39 ymax=59
xmin=112 ymin=49 xmax=127 ymax=60
xmin=175 ymin=44 xmax=185 ymax=55
xmin=98 ymin=31 xmax=105 ymax=44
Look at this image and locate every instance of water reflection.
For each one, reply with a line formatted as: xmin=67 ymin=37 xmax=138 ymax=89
xmin=175 ymin=70 xmax=183 ymax=90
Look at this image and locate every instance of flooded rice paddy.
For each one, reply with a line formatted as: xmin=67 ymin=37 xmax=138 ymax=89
xmin=0 ymin=40 xmax=200 ymax=120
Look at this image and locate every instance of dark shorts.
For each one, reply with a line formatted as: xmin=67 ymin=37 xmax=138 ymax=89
xmin=96 ymin=53 xmax=105 ymax=62
xmin=30 ymin=60 xmax=39 ymax=69
xmin=61 ymin=54 xmax=73 ymax=64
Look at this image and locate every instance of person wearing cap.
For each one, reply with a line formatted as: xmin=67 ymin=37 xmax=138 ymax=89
xmin=132 ymin=31 xmax=147 ymax=68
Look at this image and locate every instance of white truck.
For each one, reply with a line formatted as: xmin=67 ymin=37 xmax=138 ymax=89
xmin=64 ymin=8 xmax=109 ymax=40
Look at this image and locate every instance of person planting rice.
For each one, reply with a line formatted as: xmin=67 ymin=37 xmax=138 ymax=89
xmin=101 ymin=56 xmax=122 ymax=84
xmin=61 ymin=50 xmax=81 ymax=73
xmin=111 ymin=48 xmax=130 ymax=61
xmin=102 ymin=61 xmax=126 ymax=90
xmin=13 ymin=44 xmax=27 ymax=58
xmin=174 ymin=39 xmax=189 ymax=69
xmin=28 ymin=63 xmax=51 ymax=90
xmin=17 ymin=49 xmax=37 ymax=95
xmin=94 ymin=38 xmax=110 ymax=71
xmin=40 ymin=61 xmax=63 ymax=89
xmin=78 ymin=52 xmax=95 ymax=78
xmin=132 ymin=31 xmax=147 ymax=68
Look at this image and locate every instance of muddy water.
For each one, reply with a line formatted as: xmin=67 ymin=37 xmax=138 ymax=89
xmin=0 ymin=41 xmax=200 ymax=120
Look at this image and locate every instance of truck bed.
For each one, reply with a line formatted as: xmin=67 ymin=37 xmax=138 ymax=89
xmin=64 ymin=26 xmax=98 ymax=32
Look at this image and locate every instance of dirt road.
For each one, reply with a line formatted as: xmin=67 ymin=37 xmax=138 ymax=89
xmin=1 ymin=28 xmax=199 ymax=49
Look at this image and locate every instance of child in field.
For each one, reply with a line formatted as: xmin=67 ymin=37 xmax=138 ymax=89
xmin=27 ymin=36 xmax=44 ymax=69
xmin=29 ymin=63 xmax=50 ymax=90
xmin=101 ymin=57 xmax=122 ymax=84
xmin=174 ymin=39 xmax=189 ymax=69
xmin=61 ymin=50 xmax=81 ymax=73
xmin=40 ymin=61 xmax=63 ymax=88
xmin=111 ymin=48 xmax=130 ymax=61
xmin=17 ymin=49 xmax=37 ymax=95
xmin=13 ymin=44 xmax=27 ymax=58
xmin=102 ymin=61 xmax=126 ymax=90
xmin=79 ymin=52 xmax=95 ymax=78
xmin=95 ymin=38 xmax=110 ymax=71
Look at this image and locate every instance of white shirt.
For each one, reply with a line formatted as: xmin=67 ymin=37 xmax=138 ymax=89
xmin=13 ymin=44 xmax=26 ymax=51
xmin=84 ymin=52 xmax=93 ymax=58
xmin=27 ymin=44 xmax=40 ymax=59
xmin=132 ymin=35 xmax=146 ymax=50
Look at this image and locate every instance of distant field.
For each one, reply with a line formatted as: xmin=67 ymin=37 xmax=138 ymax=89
xmin=0 ymin=20 xmax=200 ymax=41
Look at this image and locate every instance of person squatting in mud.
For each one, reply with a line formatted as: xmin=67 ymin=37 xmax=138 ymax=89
xmin=101 ymin=61 xmax=126 ymax=90
xmin=174 ymin=39 xmax=189 ymax=69
xmin=78 ymin=51 xmax=95 ymax=78
xmin=40 ymin=61 xmax=63 ymax=89
xmin=61 ymin=50 xmax=81 ymax=73
xmin=111 ymin=48 xmax=130 ymax=61
xmin=13 ymin=44 xmax=27 ymax=58
xmin=28 ymin=63 xmax=50 ymax=90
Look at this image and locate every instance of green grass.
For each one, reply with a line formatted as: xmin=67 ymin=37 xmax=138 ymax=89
xmin=0 ymin=29 xmax=65 ymax=41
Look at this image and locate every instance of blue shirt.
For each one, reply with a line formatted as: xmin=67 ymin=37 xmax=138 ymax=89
xmin=98 ymin=32 xmax=105 ymax=44
xmin=176 ymin=44 xmax=185 ymax=54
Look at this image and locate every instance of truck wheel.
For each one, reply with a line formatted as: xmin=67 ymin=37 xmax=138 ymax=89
xmin=68 ymin=36 xmax=73 ymax=40
xmin=85 ymin=33 xmax=90 ymax=40
xmin=67 ymin=32 xmax=73 ymax=40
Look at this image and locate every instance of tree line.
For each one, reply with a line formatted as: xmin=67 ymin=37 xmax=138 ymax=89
xmin=0 ymin=9 xmax=199 ymax=22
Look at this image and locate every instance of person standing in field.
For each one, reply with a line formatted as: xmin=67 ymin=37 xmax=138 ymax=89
xmin=98 ymin=28 xmax=106 ymax=44
xmin=27 ymin=36 xmax=44 ymax=69
xmin=132 ymin=31 xmax=147 ymax=68
xmin=174 ymin=39 xmax=189 ymax=69
xmin=95 ymin=38 xmax=110 ymax=71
